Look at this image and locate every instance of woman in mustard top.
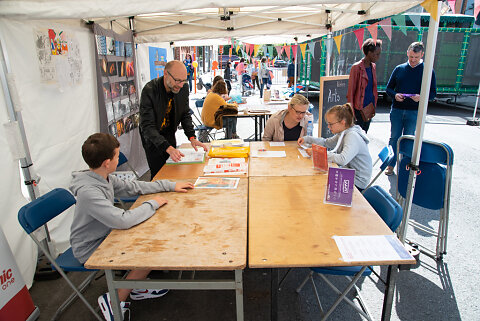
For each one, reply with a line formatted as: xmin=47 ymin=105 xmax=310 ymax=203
xmin=201 ymin=81 xmax=238 ymax=139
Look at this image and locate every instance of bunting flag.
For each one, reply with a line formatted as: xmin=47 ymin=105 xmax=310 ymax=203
xmin=421 ymin=0 xmax=439 ymax=22
xmin=268 ymin=45 xmax=274 ymax=59
xmin=409 ymin=14 xmax=422 ymax=31
xmin=285 ymin=45 xmax=291 ymax=59
xmin=291 ymin=44 xmax=298 ymax=60
xmin=261 ymin=45 xmax=267 ymax=55
xmin=447 ymin=0 xmax=456 ymax=14
xmin=379 ymin=18 xmax=392 ymax=41
xmin=366 ymin=23 xmax=378 ymax=42
xmin=250 ymin=44 xmax=255 ymax=56
xmin=299 ymin=43 xmax=307 ymax=59
xmin=392 ymin=15 xmax=407 ymax=36
xmin=306 ymin=42 xmax=316 ymax=59
xmin=475 ymin=0 xmax=479 ymax=21
xmin=253 ymin=44 xmax=260 ymax=57
xmin=236 ymin=44 xmax=240 ymax=54
xmin=275 ymin=45 xmax=283 ymax=57
xmin=353 ymin=28 xmax=364 ymax=49
xmin=333 ymin=34 xmax=343 ymax=54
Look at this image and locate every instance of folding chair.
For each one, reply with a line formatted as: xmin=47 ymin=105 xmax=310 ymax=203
xmin=193 ymin=99 xmax=224 ymax=142
xmin=18 ymin=188 xmax=102 ymax=321
xmin=296 ymin=186 xmax=403 ymax=321
xmin=113 ymin=151 xmax=140 ymax=208
xmin=395 ymin=135 xmax=454 ymax=260
xmin=362 ymin=145 xmax=395 ymax=193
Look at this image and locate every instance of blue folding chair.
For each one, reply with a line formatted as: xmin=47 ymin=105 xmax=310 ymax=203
xmin=395 ymin=135 xmax=454 ymax=260
xmin=113 ymin=152 xmax=140 ymax=208
xmin=363 ymin=145 xmax=395 ymax=193
xmin=296 ymin=186 xmax=403 ymax=321
xmin=18 ymin=188 xmax=102 ymax=321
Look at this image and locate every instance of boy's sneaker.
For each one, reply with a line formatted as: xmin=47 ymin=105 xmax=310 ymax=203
xmin=98 ymin=293 xmax=130 ymax=321
xmin=130 ymin=289 xmax=169 ymax=301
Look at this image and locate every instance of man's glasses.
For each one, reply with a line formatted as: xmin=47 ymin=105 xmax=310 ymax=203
xmin=290 ymin=105 xmax=307 ymax=116
xmin=166 ymin=70 xmax=187 ymax=84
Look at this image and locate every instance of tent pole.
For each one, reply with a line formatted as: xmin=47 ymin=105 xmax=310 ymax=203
xmin=294 ymin=38 xmax=298 ymax=93
xmin=325 ymin=31 xmax=332 ymax=77
xmin=0 ymin=34 xmax=48 ymax=242
xmin=466 ymin=81 xmax=479 ymax=126
xmin=398 ymin=2 xmax=442 ymax=244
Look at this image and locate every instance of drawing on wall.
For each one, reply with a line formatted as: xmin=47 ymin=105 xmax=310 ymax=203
xmin=35 ymin=28 xmax=82 ymax=85
xmin=148 ymin=46 xmax=167 ymax=80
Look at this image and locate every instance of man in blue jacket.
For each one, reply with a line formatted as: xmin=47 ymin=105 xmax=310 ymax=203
xmin=385 ymin=42 xmax=436 ymax=175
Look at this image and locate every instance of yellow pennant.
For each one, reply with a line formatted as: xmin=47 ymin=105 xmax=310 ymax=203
xmin=421 ymin=0 xmax=439 ymax=22
xmin=254 ymin=44 xmax=260 ymax=57
xmin=299 ymin=43 xmax=307 ymax=59
xmin=333 ymin=34 xmax=343 ymax=54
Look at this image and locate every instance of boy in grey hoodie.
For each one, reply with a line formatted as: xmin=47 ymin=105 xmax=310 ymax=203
xmin=70 ymin=133 xmax=194 ymax=320
xmin=298 ymin=103 xmax=372 ymax=190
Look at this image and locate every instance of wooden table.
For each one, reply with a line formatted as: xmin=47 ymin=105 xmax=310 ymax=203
xmin=249 ymin=141 xmax=327 ymax=177
xmin=85 ymin=178 xmax=248 ymax=320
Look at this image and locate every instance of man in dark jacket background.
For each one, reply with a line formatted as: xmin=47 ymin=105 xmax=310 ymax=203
xmin=140 ymin=60 xmax=207 ymax=179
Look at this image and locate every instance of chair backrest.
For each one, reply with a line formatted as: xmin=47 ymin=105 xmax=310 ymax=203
xmin=118 ymin=151 xmax=128 ymax=167
xmin=397 ymin=156 xmax=446 ymax=210
xmin=379 ymin=146 xmax=395 ymax=171
xmin=18 ymin=188 xmax=76 ymax=234
xmin=398 ymin=135 xmax=454 ymax=166
xmin=363 ymin=186 xmax=403 ymax=232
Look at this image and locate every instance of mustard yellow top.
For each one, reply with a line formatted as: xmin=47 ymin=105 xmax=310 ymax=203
xmin=201 ymin=92 xmax=226 ymax=129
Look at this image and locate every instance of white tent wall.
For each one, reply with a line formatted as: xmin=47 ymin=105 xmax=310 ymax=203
xmin=0 ymin=18 xmax=99 ymax=285
xmin=0 ymin=81 xmax=37 ymax=288
xmin=135 ymin=42 xmax=174 ymax=94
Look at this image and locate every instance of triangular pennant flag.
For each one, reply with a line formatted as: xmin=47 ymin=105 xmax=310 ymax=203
xmin=261 ymin=45 xmax=267 ymax=55
xmin=421 ymin=0 xmax=439 ymax=22
xmin=353 ymin=29 xmax=364 ymax=50
xmin=475 ymin=0 xmax=479 ymax=21
xmin=275 ymin=46 xmax=283 ymax=58
xmin=306 ymin=42 xmax=316 ymax=59
xmin=299 ymin=43 xmax=307 ymax=59
xmin=379 ymin=18 xmax=392 ymax=41
xmin=249 ymin=44 xmax=255 ymax=56
xmin=254 ymin=44 xmax=260 ymax=57
xmin=366 ymin=23 xmax=378 ymax=42
xmin=285 ymin=45 xmax=291 ymax=60
xmin=268 ymin=46 xmax=274 ymax=59
xmin=447 ymin=0 xmax=456 ymax=14
xmin=236 ymin=44 xmax=240 ymax=54
xmin=409 ymin=14 xmax=422 ymax=31
xmin=333 ymin=35 xmax=343 ymax=54
xmin=392 ymin=15 xmax=407 ymax=36
xmin=291 ymin=44 xmax=298 ymax=60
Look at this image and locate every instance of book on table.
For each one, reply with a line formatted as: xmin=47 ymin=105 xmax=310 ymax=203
xmin=312 ymin=144 xmax=328 ymax=171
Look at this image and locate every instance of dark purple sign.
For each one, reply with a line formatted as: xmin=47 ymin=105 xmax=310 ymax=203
xmin=324 ymin=167 xmax=355 ymax=207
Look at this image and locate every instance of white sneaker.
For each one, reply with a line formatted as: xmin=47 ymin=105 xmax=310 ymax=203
xmin=129 ymin=289 xmax=169 ymax=301
xmin=98 ymin=293 xmax=130 ymax=321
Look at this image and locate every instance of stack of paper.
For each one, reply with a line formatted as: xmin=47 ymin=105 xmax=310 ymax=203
xmin=203 ymin=158 xmax=248 ymax=175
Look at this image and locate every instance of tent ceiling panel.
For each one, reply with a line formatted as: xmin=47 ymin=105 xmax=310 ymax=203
xmin=0 ymin=1 xmax=422 ymax=43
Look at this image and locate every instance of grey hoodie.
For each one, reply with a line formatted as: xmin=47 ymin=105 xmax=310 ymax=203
xmin=303 ymin=125 xmax=372 ymax=189
xmin=69 ymin=170 xmax=176 ymax=263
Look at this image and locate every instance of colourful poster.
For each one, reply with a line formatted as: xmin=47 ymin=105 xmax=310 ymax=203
xmin=149 ymin=46 xmax=167 ymax=80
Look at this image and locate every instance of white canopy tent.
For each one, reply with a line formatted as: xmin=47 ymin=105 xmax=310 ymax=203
xmin=1 ymin=0 xmax=434 ymax=291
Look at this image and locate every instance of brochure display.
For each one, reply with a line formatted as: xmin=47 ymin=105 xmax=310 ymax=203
xmin=324 ymin=167 xmax=355 ymax=207
xmin=312 ymin=144 xmax=328 ymax=171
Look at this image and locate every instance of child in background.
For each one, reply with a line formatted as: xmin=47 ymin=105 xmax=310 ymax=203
xmin=298 ymin=103 xmax=372 ymax=190
xmin=69 ymin=133 xmax=194 ymax=321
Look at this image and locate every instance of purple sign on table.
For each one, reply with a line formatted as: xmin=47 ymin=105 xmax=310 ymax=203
xmin=324 ymin=167 xmax=356 ymax=207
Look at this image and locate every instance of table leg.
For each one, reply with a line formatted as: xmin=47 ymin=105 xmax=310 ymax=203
xmin=235 ymin=269 xmax=244 ymax=321
xmin=105 ymin=270 xmax=123 ymax=321
xmin=271 ymin=268 xmax=278 ymax=321
xmin=255 ymin=115 xmax=259 ymax=141
xmin=259 ymin=115 xmax=265 ymax=139
xmin=381 ymin=265 xmax=398 ymax=321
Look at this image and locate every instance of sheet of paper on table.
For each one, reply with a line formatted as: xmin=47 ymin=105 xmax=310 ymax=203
xmin=297 ymin=148 xmax=310 ymax=158
xmin=211 ymin=139 xmax=245 ymax=147
xmin=333 ymin=235 xmax=414 ymax=262
xmin=203 ymin=162 xmax=248 ymax=175
xmin=166 ymin=149 xmax=205 ymax=164
xmin=208 ymin=158 xmax=246 ymax=165
xmin=251 ymin=150 xmax=287 ymax=158
xmin=269 ymin=142 xmax=285 ymax=147
xmin=194 ymin=177 xmax=240 ymax=189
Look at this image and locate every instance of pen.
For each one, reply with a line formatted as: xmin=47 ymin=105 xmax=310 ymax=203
xmin=258 ymin=149 xmax=266 ymax=151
